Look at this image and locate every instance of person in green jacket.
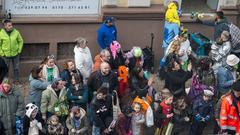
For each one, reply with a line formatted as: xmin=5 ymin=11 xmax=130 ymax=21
xmin=0 ymin=78 xmax=24 ymax=135
xmin=0 ymin=19 xmax=24 ymax=83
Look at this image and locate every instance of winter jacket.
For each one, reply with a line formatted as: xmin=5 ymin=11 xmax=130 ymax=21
xmin=67 ymin=84 xmax=88 ymax=110
xmin=131 ymin=112 xmax=145 ymax=135
xmin=179 ymin=39 xmax=191 ymax=62
xmin=42 ymin=64 xmax=59 ymax=84
xmin=40 ymin=86 xmax=67 ymax=116
xmin=66 ymin=108 xmax=88 ymax=135
xmin=0 ymin=28 xmax=24 ymax=57
xmin=154 ymin=101 xmax=172 ymax=127
xmin=165 ymin=2 xmax=180 ymax=26
xmin=129 ymin=76 xmax=149 ymax=98
xmin=88 ymin=70 xmax=118 ymax=101
xmin=116 ymin=114 xmax=131 ymax=135
xmin=74 ymin=46 xmax=93 ymax=81
xmin=109 ymin=51 xmax=126 ymax=71
xmin=0 ymin=87 xmax=24 ymax=135
xmin=192 ymin=98 xmax=214 ymax=121
xmin=165 ymin=69 xmax=192 ymax=96
xmin=91 ymin=95 xmax=113 ymax=130
xmin=220 ymin=93 xmax=240 ymax=133
xmin=23 ymin=113 xmax=44 ymax=135
xmin=92 ymin=54 xmax=102 ymax=72
xmin=217 ymin=66 xmax=236 ymax=95
xmin=28 ymin=75 xmax=49 ymax=108
xmin=97 ymin=23 xmax=117 ymax=49
xmin=0 ymin=57 xmax=8 ymax=84
xmin=162 ymin=22 xmax=180 ymax=49
xmin=48 ymin=123 xmax=64 ymax=135
xmin=60 ymin=68 xmax=82 ymax=88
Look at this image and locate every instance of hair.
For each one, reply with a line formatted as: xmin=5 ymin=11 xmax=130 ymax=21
xmin=100 ymin=49 xmax=109 ymax=57
xmin=75 ymin=37 xmax=87 ymax=47
xmin=71 ymin=73 xmax=83 ymax=85
xmin=51 ymin=78 xmax=62 ymax=89
xmin=3 ymin=19 xmax=12 ymax=25
xmin=221 ymin=30 xmax=231 ymax=41
xmin=2 ymin=77 xmax=13 ymax=85
xmin=216 ymin=11 xmax=224 ymax=19
xmin=97 ymin=87 xmax=108 ymax=95
xmin=31 ymin=66 xmax=43 ymax=79
xmin=63 ymin=60 xmax=74 ymax=70
xmin=47 ymin=115 xmax=59 ymax=125
xmin=131 ymin=65 xmax=143 ymax=78
xmin=166 ymin=53 xmax=180 ymax=72
xmin=164 ymin=92 xmax=173 ymax=100
xmin=40 ymin=54 xmax=55 ymax=65
xmin=197 ymin=57 xmax=213 ymax=71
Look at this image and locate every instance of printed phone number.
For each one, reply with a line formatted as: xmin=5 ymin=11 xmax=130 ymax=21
xmin=14 ymin=5 xmax=90 ymax=10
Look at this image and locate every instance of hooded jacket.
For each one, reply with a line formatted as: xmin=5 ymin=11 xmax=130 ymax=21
xmin=0 ymin=86 xmax=24 ymax=135
xmin=165 ymin=2 xmax=180 ymax=26
xmin=0 ymin=28 xmax=24 ymax=57
xmin=97 ymin=23 xmax=117 ymax=49
xmin=74 ymin=46 xmax=93 ymax=81
xmin=66 ymin=108 xmax=88 ymax=135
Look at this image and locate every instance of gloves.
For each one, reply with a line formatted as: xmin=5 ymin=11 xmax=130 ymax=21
xmin=204 ymin=115 xmax=210 ymax=122
xmin=195 ymin=114 xmax=201 ymax=122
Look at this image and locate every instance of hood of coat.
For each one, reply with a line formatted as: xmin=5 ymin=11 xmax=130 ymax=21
xmin=167 ymin=2 xmax=177 ymax=10
xmin=74 ymin=46 xmax=89 ymax=54
xmin=70 ymin=107 xmax=86 ymax=119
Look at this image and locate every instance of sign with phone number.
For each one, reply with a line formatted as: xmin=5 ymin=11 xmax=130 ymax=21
xmin=4 ymin=0 xmax=100 ymax=16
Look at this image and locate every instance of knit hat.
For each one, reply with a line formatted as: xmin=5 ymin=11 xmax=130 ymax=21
xmin=110 ymin=41 xmax=121 ymax=59
xmin=226 ymin=54 xmax=239 ymax=67
xmin=25 ymin=103 xmax=38 ymax=118
xmin=203 ymin=90 xmax=214 ymax=97
xmin=133 ymin=47 xmax=142 ymax=58
xmin=232 ymin=80 xmax=240 ymax=92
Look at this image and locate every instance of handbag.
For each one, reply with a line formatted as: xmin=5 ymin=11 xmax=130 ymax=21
xmin=112 ymin=90 xmax=122 ymax=120
xmin=165 ymin=122 xmax=174 ymax=135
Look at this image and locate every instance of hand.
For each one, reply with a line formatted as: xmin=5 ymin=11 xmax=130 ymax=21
xmin=71 ymin=128 xmax=76 ymax=133
xmin=187 ymin=62 xmax=192 ymax=71
xmin=78 ymin=96 xmax=82 ymax=99
xmin=42 ymin=115 xmax=46 ymax=122
xmin=76 ymin=130 xmax=81 ymax=134
xmin=118 ymin=77 xmax=122 ymax=81
xmin=166 ymin=113 xmax=173 ymax=118
xmin=36 ymin=122 xmax=42 ymax=130
xmin=104 ymin=129 xmax=109 ymax=134
xmin=148 ymin=77 xmax=154 ymax=86
xmin=184 ymin=117 xmax=190 ymax=122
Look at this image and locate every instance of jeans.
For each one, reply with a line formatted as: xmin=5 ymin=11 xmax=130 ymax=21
xmin=3 ymin=55 xmax=20 ymax=81
xmin=92 ymin=125 xmax=101 ymax=135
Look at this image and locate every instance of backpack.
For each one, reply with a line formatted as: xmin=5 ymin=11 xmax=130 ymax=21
xmin=228 ymin=23 xmax=240 ymax=49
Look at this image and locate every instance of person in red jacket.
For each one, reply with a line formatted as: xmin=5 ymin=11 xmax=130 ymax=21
xmin=220 ymin=80 xmax=240 ymax=135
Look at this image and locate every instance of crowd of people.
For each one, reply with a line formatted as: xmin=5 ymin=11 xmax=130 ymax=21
xmin=0 ymin=1 xmax=240 ymax=135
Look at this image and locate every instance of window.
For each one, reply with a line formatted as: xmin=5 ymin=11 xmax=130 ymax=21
xmin=20 ymin=43 xmax=49 ymax=61
xmin=57 ymin=42 xmax=75 ymax=60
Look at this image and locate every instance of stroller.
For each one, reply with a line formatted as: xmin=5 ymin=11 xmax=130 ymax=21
xmin=189 ymin=32 xmax=211 ymax=57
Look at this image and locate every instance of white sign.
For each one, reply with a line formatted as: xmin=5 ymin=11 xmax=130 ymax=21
xmin=4 ymin=0 xmax=101 ymax=16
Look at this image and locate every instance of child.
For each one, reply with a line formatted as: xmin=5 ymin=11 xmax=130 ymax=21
xmin=41 ymin=55 xmax=60 ymax=83
xmin=131 ymin=103 xmax=145 ymax=135
xmin=66 ymin=106 xmax=88 ymax=135
xmin=47 ymin=115 xmax=64 ymax=135
xmin=23 ymin=103 xmax=43 ymax=135
xmin=154 ymin=92 xmax=173 ymax=135
xmin=116 ymin=105 xmax=133 ymax=135
xmin=189 ymin=90 xmax=214 ymax=135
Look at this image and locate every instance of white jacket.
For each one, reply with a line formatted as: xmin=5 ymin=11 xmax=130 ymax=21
xmin=74 ymin=46 xmax=93 ymax=80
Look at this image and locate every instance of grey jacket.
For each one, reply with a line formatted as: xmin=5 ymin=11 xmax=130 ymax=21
xmin=28 ymin=75 xmax=49 ymax=108
xmin=0 ymin=87 xmax=24 ymax=135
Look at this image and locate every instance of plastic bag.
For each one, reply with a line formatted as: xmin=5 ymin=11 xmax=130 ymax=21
xmin=145 ymin=106 xmax=154 ymax=127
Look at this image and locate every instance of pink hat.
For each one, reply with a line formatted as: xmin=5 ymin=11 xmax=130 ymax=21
xmin=110 ymin=41 xmax=121 ymax=59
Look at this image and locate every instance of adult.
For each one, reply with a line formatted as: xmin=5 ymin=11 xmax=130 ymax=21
xmin=162 ymin=1 xmax=180 ymax=54
xmin=129 ymin=65 xmax=154 ymax=99
xmin=91 ymin=87 xmax=113 ymax=135
xmin=197 ymin=11 xmax=229 ymax=40
xmin=217 ymin=54 xmax=239 ymax=97
xmin=40 ymin=78 xmax=67 ymax=121
xmin=164 ymin=55 xmax=192 ymax=96
xmin=0 ymin=78 xmax=24 ymax=135
xmin=220 ymin=80 xmax=240 ymax=135
xmin=0 ymin=19 xmax=24 ymax=83
xmin=28 ymin=66 xmax=49 ymax=108
xmin=88 ymin=62 xmax=118 ymax=101
xmin=67 ymin=73 xmax=88 ymax=110
xmin=60 ymin=60 xmax=82 ymax=88
xmin=93 ymin=49 xmax=111 ymax=72
xmin=97 ymin=16 xmax=117 ymax=49
xmin=0 ymin=57 xmax=8 ymax=83
xmin=126 ymin=47 xmax=144 ymax=72
xmin=74 ymin=37 xmax=93 ymax=83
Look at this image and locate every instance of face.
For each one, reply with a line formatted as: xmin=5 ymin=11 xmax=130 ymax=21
xmin=31 ymin=108 xmax=38 ymax=118
xmin=67 ymin=62 xmax=75 ymax=71
xmin=133 ymin=104 xmax=141 ymax=113
xmin=38 ymin=70 xmax=43 ymax=78
xmin=47 ymin=59 xmax=55 ymax=67
xmin=102 ymin=52 xmax=111 ymax=62
xmin=234 ymin=91 xmax=240 ymax=97
xmin=80 ymin=42 xmax=87 ymax=49
xmin=75 ymin=111 xmax=81 ymax=118
xmin=51 ymin=119 xmax=58 ymax=126
xmin=203 ymin=95 xmax=211 ymax=101
xmin=56 ymin=80 xmax=65 ymax=90
xmin=101 ymin=63 xmax=111 ymax=75
xmin=172 ymin=61 xmax=180 ymax=70
xmin=4 ymin=22 xmax=13 ymax=32
xmin=2 ymin=83 xmax=11 ymax=93
xmin=165 ymin=96 xmax=173 ymax=105
xmin=96 ymin=93 xmax=106 ymax=100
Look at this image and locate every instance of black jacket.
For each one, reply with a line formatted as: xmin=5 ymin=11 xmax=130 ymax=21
xmin=129 ymin=76 xmax=149 ymax=98
xmin=109 ymin=51 xmax=126 ymax=71
xmin=0 ymin=57 xmax=8 ymax=83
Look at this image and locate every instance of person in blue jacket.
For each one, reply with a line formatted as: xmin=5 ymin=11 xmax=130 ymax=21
xmin=97 ymin=16 xmax=117 ymax=49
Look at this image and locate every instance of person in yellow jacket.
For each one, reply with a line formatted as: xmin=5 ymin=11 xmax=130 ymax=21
xmin=165 ymin=1 xmax=180 ymax=27
xmin=0 ymin=19 xmax=24 ymax=83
